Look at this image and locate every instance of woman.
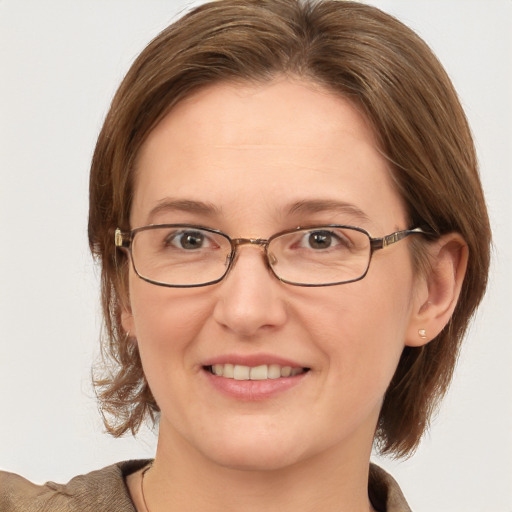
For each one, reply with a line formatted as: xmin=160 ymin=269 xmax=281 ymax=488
xmin=0 ymin=0 xmax=491 ymax=511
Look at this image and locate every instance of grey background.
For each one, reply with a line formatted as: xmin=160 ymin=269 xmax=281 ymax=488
xmin=1 ymin=1 xmax=511 ymax=510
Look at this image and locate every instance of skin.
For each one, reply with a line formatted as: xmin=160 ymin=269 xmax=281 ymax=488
xmin=122 ymin=78 xmax=467 ymax=512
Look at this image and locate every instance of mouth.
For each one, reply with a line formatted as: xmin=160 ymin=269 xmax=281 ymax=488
xmin=204 ymin=364 xmax=310 ymax=381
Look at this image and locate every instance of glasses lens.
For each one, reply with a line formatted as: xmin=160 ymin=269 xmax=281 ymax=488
xmin=268 ymin=226 xmax=371 ymax=285
xmin=131 ymin=226 xmax=232 ymax=286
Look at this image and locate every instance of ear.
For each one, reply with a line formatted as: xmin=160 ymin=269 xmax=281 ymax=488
xmin=405 ymin=233 xmax=468 ymax=347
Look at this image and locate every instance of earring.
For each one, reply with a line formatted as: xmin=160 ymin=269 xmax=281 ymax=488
xmin=418 ymin=329 xmax=427 ymax=339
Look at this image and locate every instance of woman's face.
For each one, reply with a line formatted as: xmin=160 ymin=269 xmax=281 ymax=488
xmin=123 ymin=79 xmax=424 ymax=471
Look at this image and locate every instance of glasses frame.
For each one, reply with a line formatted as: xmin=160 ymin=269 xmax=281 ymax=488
xmin=115 ymin=224 xmax=428 ymax=288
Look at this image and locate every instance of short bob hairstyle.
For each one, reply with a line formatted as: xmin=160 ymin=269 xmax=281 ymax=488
xmin=89 ymin=0 xmax=491 ymax=457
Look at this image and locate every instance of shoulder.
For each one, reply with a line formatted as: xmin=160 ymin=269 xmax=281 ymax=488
xmin=0 ymin=460 xmax=150 ymax=512
xmin=369 ymin=463 xmax=412 ymax=512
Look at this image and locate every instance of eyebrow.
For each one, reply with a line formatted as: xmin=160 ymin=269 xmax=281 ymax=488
xmin=146 ymin=198 xmax=221 ymax=223
xmin=287 ymin=199 xmax=371 ymax=224
xmin=145 ymin=197 xmax=371 ymax=226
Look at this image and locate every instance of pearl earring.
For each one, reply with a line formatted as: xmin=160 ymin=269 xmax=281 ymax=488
xmin=418 ymin=329 xmax=427 ymax=339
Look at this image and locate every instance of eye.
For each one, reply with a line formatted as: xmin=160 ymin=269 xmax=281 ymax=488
xmin=167 ymin=230 xmax=208 ymax=250
xmin=300 ymin=229 xmax=349 ymax=250
xmin=307 ymin=231 xmax=333 ymax=249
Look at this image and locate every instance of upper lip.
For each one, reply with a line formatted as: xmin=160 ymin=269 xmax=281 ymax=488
xmin=202 ymin=353 xmax=308 ymax=368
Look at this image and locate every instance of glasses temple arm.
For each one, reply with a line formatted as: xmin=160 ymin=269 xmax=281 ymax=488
xmin=370 ymin=227 xmax=427 ymax=250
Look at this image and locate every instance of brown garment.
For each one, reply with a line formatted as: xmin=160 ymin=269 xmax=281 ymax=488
xmin=0 ymin=460 xmax=411 ymax=512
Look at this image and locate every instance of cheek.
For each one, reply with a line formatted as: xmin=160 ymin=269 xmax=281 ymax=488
xmin=304 ymin=263 xmax=415 ymax=380
xmin=312 ymin=292 xmax=409 ymax=367
xmin=127 ymin=282 xmax=218 ymax=415
xmin=127 ymin=278 xmax=214 ymax=360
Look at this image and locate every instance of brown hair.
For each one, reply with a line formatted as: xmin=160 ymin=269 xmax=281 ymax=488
xmin=88 ymin=0 xmax=491 ymax=457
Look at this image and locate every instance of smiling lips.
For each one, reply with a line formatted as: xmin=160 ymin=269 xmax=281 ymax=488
xmin=206 ymin=364 xmax=308 ymax=381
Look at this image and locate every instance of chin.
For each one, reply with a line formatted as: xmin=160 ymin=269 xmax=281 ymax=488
xmin=194 ymin=429 xmax=309 ymax=472
xmin=206 ymin=445 xmax=304 ymax=472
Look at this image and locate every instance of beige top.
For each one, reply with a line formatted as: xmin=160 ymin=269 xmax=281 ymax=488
xmin=0 ymin=460 xmax=411 ymax=512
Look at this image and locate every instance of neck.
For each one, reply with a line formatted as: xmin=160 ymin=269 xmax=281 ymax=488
xmin=142 ymin=430 xmax=375 ymax=512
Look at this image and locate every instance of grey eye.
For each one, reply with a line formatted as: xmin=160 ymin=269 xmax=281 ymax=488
xmin=169 ymin=230 xmax=206 ymax=250
xmin=307 ymin=231 xmax=333 ymax=249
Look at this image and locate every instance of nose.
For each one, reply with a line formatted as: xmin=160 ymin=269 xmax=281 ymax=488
xmin=212 ymin=244 xmax=288 ymax=337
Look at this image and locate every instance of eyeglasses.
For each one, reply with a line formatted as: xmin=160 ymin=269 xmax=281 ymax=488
xmin=115 ymin=224 xmax=427 ymax=288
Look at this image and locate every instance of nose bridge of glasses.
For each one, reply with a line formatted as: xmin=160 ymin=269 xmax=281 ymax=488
xmin=232 ymin=237 xmax=268 ymax=248
xmin=229 ymin=237 xmax=275 ymax=267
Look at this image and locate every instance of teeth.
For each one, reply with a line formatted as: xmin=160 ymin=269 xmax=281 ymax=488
xmin=233 ymin=365 xmax=250 ymax=380
xmin=212 ymin=364 xmax=224 ymax=377
xmin=223 ymin=364 xmax=234 ymax=378
xmin=281 ymin=366 xmax=291 ymax=377
xmin=268 ymin=364 xmax=281 ymax=379
xmin=209 ymin=364 xmax=306 ymax=380
xmin=249 ymin=365 xmax=267 ymax=380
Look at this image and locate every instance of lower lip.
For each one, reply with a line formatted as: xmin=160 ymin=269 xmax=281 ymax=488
xmin=203 ymin=368 xmax=308 ymax=401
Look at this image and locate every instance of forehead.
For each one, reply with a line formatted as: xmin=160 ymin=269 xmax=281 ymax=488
xmin=131 ymin=79 xmax=406 ymax=233
xmin=138 ymin=78 xmax=380 ymax=157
